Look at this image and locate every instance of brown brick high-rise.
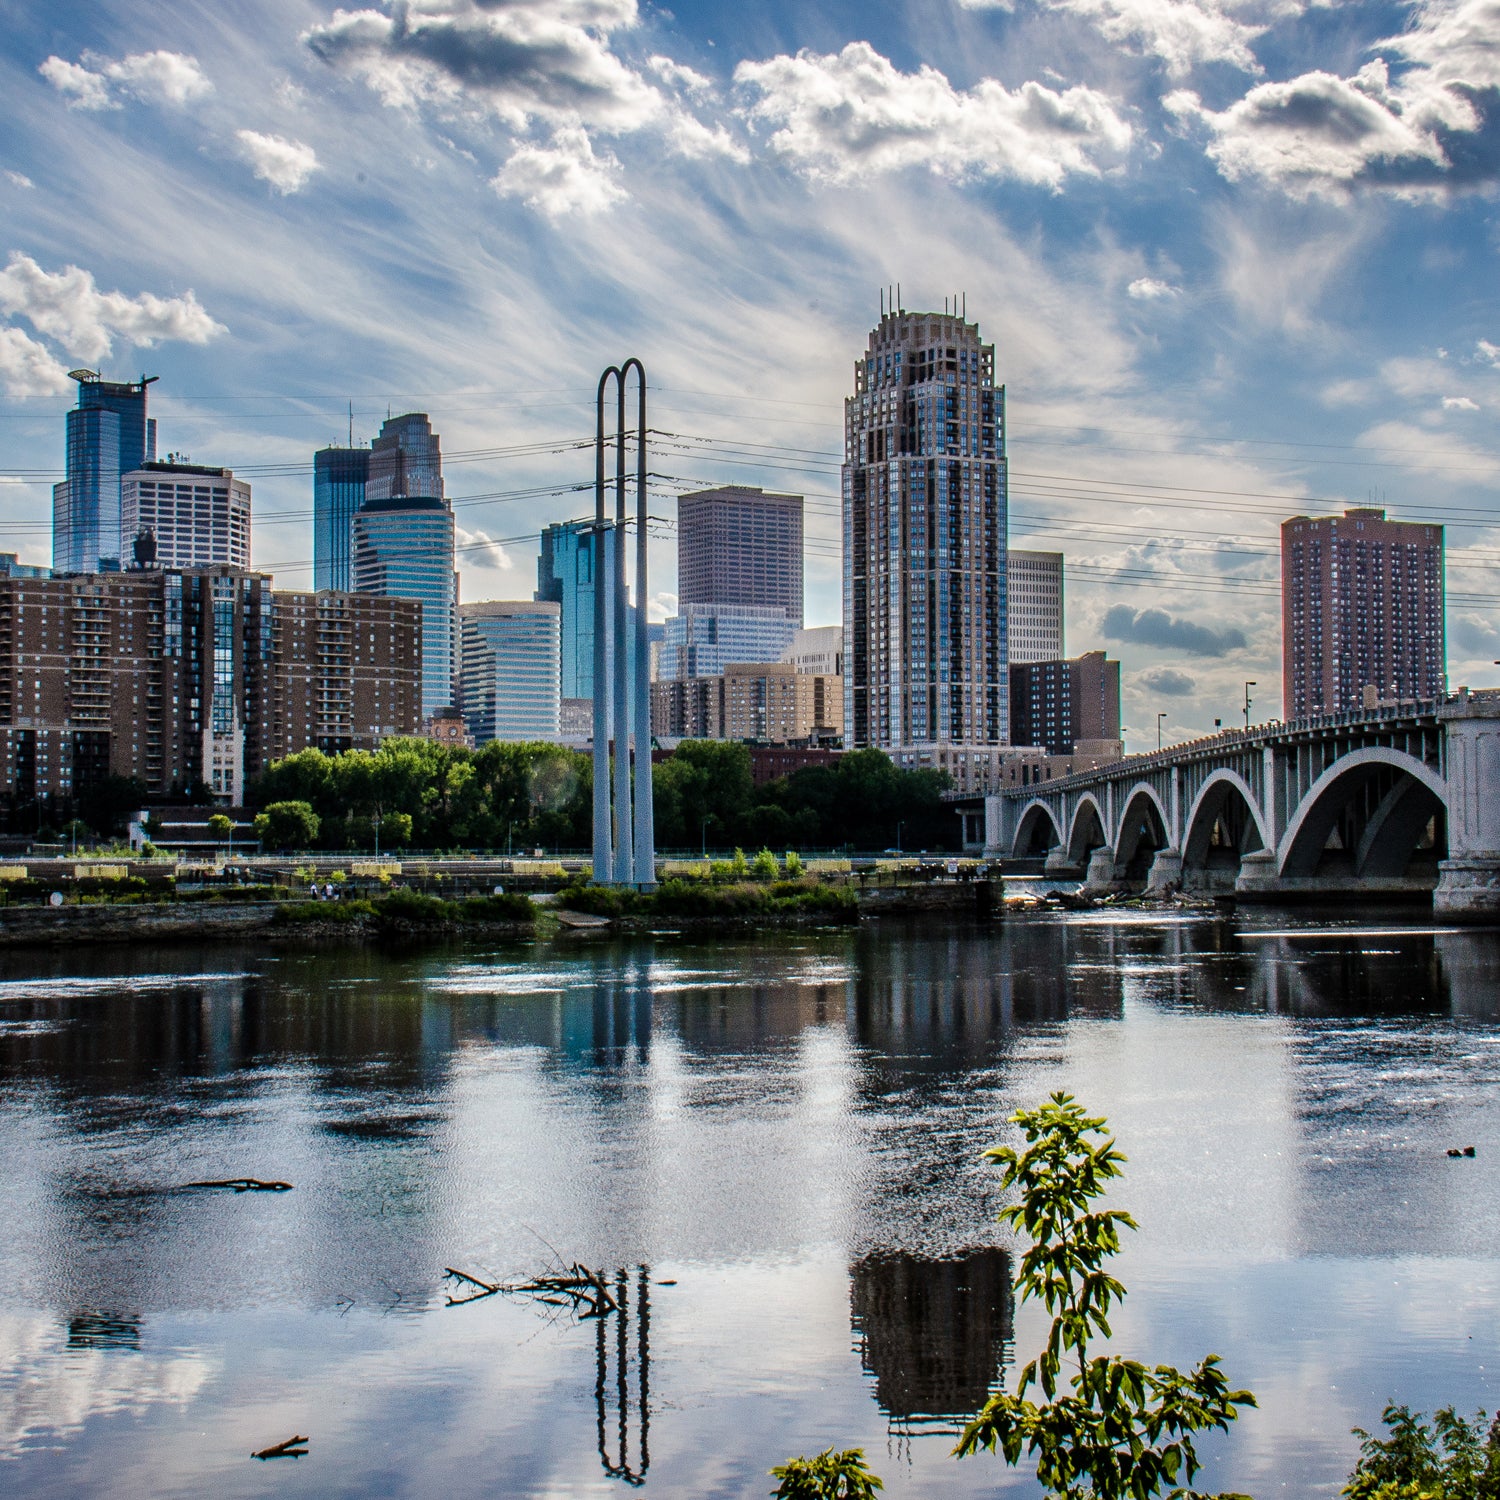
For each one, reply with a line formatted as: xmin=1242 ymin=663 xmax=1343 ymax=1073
xmin=1281 ymin=508 xmax=1445 ymax=718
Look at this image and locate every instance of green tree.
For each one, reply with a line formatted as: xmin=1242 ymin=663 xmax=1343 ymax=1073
xmin=770 ymin=1449 xmax=883 ymax=1499
xmin=1344 ymin=1404 xmax=1500 ymax=1499
xmin=254 ymin=801 xmax=320 ymax=851
xmin=955 ymin=1092 xmax=1256 ymax=1499
xmin=207 ymin=813 xmax=234 ymax=848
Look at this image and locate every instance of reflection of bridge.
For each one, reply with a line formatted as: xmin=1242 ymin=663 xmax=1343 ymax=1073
xmin=962 ymin=691 xmax=1500 ymax=919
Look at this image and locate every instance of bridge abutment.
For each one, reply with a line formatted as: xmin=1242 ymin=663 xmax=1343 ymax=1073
xmin=1435 ymin=695 xmax=1500 ymax=924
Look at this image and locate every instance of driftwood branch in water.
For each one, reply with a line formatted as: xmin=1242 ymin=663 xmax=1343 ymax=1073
xmin=252 ymin=1435 xmax=309 ymax=1459
xmin=443 ymin=1262 xmax=619 ymax=1317
xmin=183 ymin=1179 xmax=293 ymax=1193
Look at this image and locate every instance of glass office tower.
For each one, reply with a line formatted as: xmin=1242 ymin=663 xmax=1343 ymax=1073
xmin=313 ymin=446 xmax=369 ymax=592
xmin=52 ymin=371 xmax=158 ymax=574
xmin=351 ymin=413 xmax=456 ymax=719
xmin=459 ymin=601 xmax=561 ymax=743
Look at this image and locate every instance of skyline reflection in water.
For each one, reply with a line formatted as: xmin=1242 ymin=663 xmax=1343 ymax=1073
xmin=0 ymin=914 xmax=1497 ymax=1497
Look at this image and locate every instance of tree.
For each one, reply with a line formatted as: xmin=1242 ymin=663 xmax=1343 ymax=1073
xmin=770 ymin=1449 xmax=883 ymax=1499
xmin=207 ymin=813 xmax=234 ymax=849
xmin=253 ymin=801 xmax=319 ymax=851
xmin=1344 ymin=1404 xmax=1500 ymax=1499
xmin=955 ymin=1092 xmax=1256 ymax=1499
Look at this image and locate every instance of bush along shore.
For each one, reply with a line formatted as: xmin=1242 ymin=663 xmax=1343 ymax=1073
xmin=551 ymin=874 xmax=861 ymax=929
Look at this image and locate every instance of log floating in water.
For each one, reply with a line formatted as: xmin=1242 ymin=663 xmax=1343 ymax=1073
xmin=183 ymin=1179 xmax=293 ymax=1193
xmin=444 ymin=1262 xmax=619 ymax=1316
xmin=252 ymin=1435 xmax=309 ymax=1459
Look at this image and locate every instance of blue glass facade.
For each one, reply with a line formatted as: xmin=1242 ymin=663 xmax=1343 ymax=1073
xmin=459 ymin=602 xmax=561 ymax=743
xmin=657 ymin=603 xmax=797 ymax=681
xmin=536 ymin=518 xmax=645 ymax=704
xmin=314 ymin=446 xmax=369 ymax=592
xmin=352 ymin=498 xmax=457 ymax=719
xmin=52 ymin=372 xmax=157 ymax=574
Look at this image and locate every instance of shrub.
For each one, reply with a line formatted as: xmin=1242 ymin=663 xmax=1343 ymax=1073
xmin=751 ymin=848 xmax=779 ymax=882
xmin=771 ymin=1448 xmax=883 ymax=1499
xmin=1344 ymin=1404 xmax=1500 ymax=1499
xmin=784 ymin=850 xmax=803 ymax=878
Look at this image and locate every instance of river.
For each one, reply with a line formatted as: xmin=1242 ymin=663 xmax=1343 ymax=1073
xmin=1 ymin=912 xmax=1497 ymax=1497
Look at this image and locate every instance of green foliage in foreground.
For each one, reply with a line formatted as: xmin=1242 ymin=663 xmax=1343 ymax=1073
xmin=554 ymin=876 xmax=858 ymax=921
xmin=955 ymin=1092 xmax=1256 ymax=1499
xmin=775 ymin=1093 xmax=1256 ymax=1500
xmin=770 ymin=1448 xmax=883 ymax=1499
xmin=1344 ymin=1404 xmax=1500 ymax=1499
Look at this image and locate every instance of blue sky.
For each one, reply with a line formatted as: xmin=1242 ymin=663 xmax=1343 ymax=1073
xmin=0 ymin=0 xmax=1497 ymax=745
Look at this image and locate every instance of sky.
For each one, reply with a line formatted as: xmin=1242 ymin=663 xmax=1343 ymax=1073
xmin=0 ymin=0 xmax=1497 ymax=748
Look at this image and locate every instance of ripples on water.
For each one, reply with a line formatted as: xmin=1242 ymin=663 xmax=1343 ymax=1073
xmin=0 ymin=914 xmax=1497 ymax=1497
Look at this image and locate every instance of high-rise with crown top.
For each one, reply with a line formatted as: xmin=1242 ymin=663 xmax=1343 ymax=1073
xmin=352 ymin=413 xmax=457 ymax=719
xmin=843 ymin=305 xmax=1008 ymax=778
xmin=52 ymin=371 xmax=158 ymax=574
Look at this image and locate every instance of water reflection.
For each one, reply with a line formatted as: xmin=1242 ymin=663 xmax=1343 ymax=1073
xmin=850 ymin=1249 xmax=1013 ymax=1435
xmin=595 ymin=1266 xmax=652 ymax=1486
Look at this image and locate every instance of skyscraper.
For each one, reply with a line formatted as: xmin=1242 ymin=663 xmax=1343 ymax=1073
xmin=351 ymin=413 xmax=456 ymax=719
xmin=536 ymin=519 xmax=599 ymax=700
xmin=1009 ymin=650 xmax=1121 ymax=754
xmin=52 ymin=370 xmax=158 ymax=574
xmin=314 ymin=446 xmax=369 ymax=592
xmin=843 ymin=305 xmax=1008 ymax=755
xmin=121 ymin=461 xmax=252 ymax=570
xmin=656 ymin=603 xmax=798 ymax=681
xmin=1007 ymin=550 xmax=1064 ymax=664
xmin=677 ymin=485 xmax=804 ymax=626
xmin=1281 ymin=507 xmax=1446 ymax=718
xmin=459 ymin=600 xmax=562 ymax=743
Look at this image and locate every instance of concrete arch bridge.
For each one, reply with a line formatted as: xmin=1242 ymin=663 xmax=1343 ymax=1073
xmin=967 ymin=692 xmax=1500 ymax=921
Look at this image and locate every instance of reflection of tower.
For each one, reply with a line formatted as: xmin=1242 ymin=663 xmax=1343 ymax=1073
xmin=595 ymin=1266 xmax=651 ymax=1485
xmin=850 ymin=1248 xmax=1013 ymax=1433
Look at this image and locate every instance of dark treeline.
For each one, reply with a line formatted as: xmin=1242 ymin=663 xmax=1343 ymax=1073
xmin=248 ymin=738 xmax=957 ymax=853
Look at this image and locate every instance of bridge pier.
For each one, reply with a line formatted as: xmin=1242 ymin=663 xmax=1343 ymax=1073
xmin=1044 ymin=845 xmax=1082 ymax=879
xmin=1435 ymin=695 xmax=1500 ymax=924
xmin=1082 ymin=848 xmax=1122 ymax=894
xmin=1145 ymin=847 xmax=1183 ymax=895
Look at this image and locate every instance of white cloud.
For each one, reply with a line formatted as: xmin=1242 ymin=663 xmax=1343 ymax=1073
xmin=303 ymin=0 xmax=664 ymax=133
xmin=1128 ymin=275 xmax=1181 ymax=298
xmin=0 ymin=326 xmax=71 ymax=397
xmin=1478 ymin=339 xmax=1500 ymax=367
xmin=666 ymin=112 xmax=750 ymax=162
xmin=954 ymin=0 xmax=1015 ymax=9
xmin=491 ymin=126 xmax=626 ymax=216
xmin=3 ymin=171 xmax=33 ymax=190
xmin=235 ymin=130 xmax=321 ymax=194
xmin=1046 ymin=0 xmax=1268 ymax=77
xmin=457 ymin=526 xmax=515 ymax=570
xmin=648 ymin=55 xmax=713 ymax=96
xmin=1169 ymin=0 xmax=1500 ymax=196
xmin=0 ymin=254 xmax=225 ymax=364
xmin=735 ymin=42 xmax=1132 ymax=188
xmin=39 ymin=50 xmax=212 ymax=111
xmin=1442 ymin=394 xmax=1479 ymax=410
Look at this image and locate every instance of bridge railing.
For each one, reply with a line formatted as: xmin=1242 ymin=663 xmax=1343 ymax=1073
xmin=968 ymin=696 xmax=1458 ymax=802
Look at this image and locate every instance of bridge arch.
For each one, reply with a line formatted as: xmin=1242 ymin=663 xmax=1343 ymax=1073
xmin=1012 ymin=800 xmax=1065 ymax=859
xmin=1183 ymin=770 xmax=1269 ymax=889
xmin=1114 ymin=782 xmax=1170 ymax=881
xmin=1279 ymin=748 xmax=1448 ymax=883
xmin=1066 ymin=794 xmax=1108 ymax=868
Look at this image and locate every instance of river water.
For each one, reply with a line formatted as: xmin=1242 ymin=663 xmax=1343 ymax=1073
xmin=1 ymin=912 xmax=1498 ymax=1498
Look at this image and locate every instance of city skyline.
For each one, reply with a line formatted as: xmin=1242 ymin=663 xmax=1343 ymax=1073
xmin=0 ymin=1 xmax=1496 ymax=749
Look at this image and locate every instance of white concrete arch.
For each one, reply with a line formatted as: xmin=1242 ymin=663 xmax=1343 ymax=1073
xmin=1012 ymin=799 xmax=1065 ymax=858
xmin=1278 ymin=747 xmax=1448 ymax=878
xmin=1066 ymin=794 xmax=1109 ymax=866
xmin=1112 ymin=781 xmax=1171 ymax=868
xmin=1183 ymin=769 xmax=1272 ymax=869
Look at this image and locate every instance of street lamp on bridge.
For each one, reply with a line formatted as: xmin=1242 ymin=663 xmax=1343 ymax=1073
xmin=1156 ymin=711 xmax=1166 ymax=751
xmin=1243 ymin=681 xmax=1257 ymax=731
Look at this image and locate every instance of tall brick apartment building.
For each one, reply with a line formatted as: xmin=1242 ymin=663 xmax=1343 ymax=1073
xmin=0 ymin=566 xmax=420 ymax=813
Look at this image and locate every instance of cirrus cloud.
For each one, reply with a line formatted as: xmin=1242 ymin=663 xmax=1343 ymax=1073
xmin=0 ymin=254 xmax=224 ymax=365
xmin=235 ymin=130 xmax=321 ymax=194
xmin=39 ymin=50 xmax=212 ymax=111
xmin=734 ymin=41 xmax=1132 ymax=188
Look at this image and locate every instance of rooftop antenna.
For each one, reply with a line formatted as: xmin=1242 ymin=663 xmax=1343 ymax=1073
xmin=348 ymin=400 xmax=353 ymax=447
xmin=962 ymin=291 xmax=967 ymax=319
xmin=880 ymin=286 xmax=885 ymax=317
xmin=897 ymin=281 xmax=901 ymax=313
